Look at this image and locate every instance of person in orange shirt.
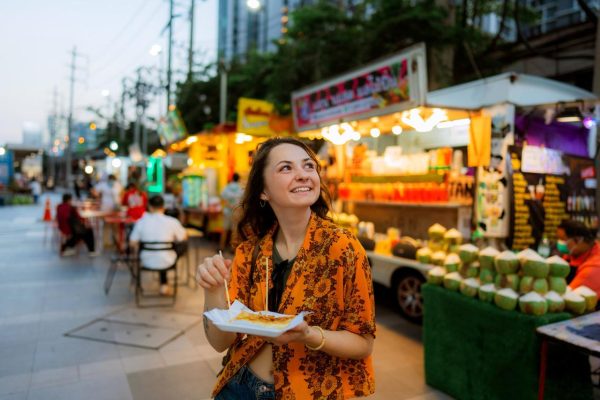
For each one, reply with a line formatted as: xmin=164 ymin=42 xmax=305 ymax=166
xmin=559 ymin=220 xmax=600 ymax=298
xmin=121 ymin=182 xmax=148 ymax=221
xmin=196 ymin=137 xmax=376 ymax=399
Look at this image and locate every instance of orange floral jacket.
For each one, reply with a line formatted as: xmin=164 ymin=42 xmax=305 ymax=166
xmin=212 ymin=213 xmax=376 ymax=399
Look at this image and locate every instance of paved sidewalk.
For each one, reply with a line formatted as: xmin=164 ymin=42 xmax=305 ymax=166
xmin=0 ymin=193 xmax=452 ymax=400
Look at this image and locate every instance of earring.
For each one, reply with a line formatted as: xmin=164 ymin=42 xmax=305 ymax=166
xmin=260 ymin=200 xmax=266 ymax=208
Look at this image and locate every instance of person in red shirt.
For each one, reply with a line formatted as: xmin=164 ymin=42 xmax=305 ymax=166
xmin=56 ymin=193 xmax=97 ymax=257
xmin=559 ymin=220 xmax=600 ymax=298
xmin=121 ymin=182 xmax=148 ymax=221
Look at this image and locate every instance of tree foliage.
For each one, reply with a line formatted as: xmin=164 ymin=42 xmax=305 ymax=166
xmin=175 ymin=0 xmax=538 ymax=130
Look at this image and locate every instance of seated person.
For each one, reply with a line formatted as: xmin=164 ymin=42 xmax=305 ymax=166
xmin=558 ymin=220 xmax=600 ymax=297
xmin=121 ymin=182 xmax=148 ymax=221
xmin=129 ymin=195 xmax=187 ymax=295
xmin=56 ymin=193 xmax=98 ymax=257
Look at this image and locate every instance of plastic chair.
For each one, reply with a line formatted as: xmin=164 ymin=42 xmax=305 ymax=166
xmin=135 ymin=242 xmax=179 ymax=307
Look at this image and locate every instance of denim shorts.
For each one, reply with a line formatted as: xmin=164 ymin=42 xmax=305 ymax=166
xmin=215 ymin=364 xmax=275 ymax=400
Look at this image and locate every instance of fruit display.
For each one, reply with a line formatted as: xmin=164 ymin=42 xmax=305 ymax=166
xmin=429 ymin=241 xmax=597 ymax=316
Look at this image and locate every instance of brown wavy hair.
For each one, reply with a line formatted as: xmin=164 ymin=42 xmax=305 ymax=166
xmin=235 ymin=137 xmax=332 ymax=243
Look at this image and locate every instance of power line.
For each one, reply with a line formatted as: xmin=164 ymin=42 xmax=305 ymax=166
xmin=90 ymin=0 xmax=165 ymax=78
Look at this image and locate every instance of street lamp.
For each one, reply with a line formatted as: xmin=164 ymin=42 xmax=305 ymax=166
xmin=109 ymin=141 xmax=119 ymax=151
xmin=247 ymin=0 xmax=261 ymax=10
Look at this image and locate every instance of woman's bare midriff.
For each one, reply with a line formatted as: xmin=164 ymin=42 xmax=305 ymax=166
xmin=248 ymin=343 xmax=274 ymax=383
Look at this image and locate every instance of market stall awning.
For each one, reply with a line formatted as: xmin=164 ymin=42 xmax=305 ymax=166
xmin=426 ymin=72 xmax=597 ymax=110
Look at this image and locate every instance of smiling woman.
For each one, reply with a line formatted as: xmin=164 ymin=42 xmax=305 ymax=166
xmin=197 ymin=137 xmax=376 ymax=399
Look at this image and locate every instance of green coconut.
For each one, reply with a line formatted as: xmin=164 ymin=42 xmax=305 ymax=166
xmin=448 ymin=244 xmax=461 ymax=255
xmin=533 ymin=278 xmax=549 ymax=295
xmin=459 ymin=244 xmax=479 ymax=264
xmin=444 ymin=228 xmax=463 ymax=246
xmin=495 ymin=273 xmax=520 ymax=292
xmin=545 ymin=291 xmax=566 ymax=313
xmin=479 ymin=247 xmax=500 ymax=270
xmin=443 ymin=253 xmax=461 ymax=273
xmin=428 ymin=223 xmax=447 ymax=241
xmin=564 ymin=291 xmax=586 ymax=315
xmin=427 ymin=267 xmax=447 ymax=285
xmin=517 ymin=248 xmax=540 ymax=267
xmin=460 ymin=278 xmax=480 ymax=297
xmin=428 ymin=240 xmax=445 ymax=253
xmin=479 ymin=268 xmax=496 ymax=284
xmin=431 ymin=251 xmax=447 ymax=266
xmin=416 ymin=247 xmax=432 ymax=264
xmin=494 ymin=288 xmax=519 ymax=311
xmin=478 ymin=283 xmax=496 ymax=303
xmin=573 ymin=286 xmax=598 ymax=312
xmin=443 ymin=272 xmax=462 ymax=291
xmin=520 ymin=276 xmax=534 ymax=294
xmin=521 ymin=252 xmax=549 ymax=278
xmin=518 ymin=292 xmax=548 ymax=315
xmin=494 ymin=251 xmax=520 ymax=274
xmin=548 ymin=276 xmax=567 ymax=294
xmin=546 ymin=255 xmax=571 ymax=278
xmin=460 ymin=261 xmax=480 ymax=278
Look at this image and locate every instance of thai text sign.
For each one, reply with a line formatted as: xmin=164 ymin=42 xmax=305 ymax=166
xmin=292 ymin=44 xmax=426 ymax=131
xmin=237 ymin=98 xmax=275 ymax=136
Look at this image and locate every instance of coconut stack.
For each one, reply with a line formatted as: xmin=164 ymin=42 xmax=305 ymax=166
xmin=444 ymin=253 xmax=460 ymax=273
xmin=478 ymin=247 xmax=499 ymax=284
xmin=443 ymin=271 xmax=462 ymax=292
xmin=494 ymin=250 xmax=521 ymax=292
xmin=545 ymin=291 xmax=565 ymax=313
xmin=546 ymin=256 xmax=570 ymax=294
xmin=416 ymin=247 xmax=432 ymax=264
xmin=573 ymin=286 xmax=598 ymax=312
xmin=478 ymin=283 xmax=496 ymax=303
xmin=518 ymin=251 xmax=549 ymax=295
xmin=518 ymin=292 xmax=548 ymax=315
xmin=428 ymin=223 xmax=447 ymax=253
xmin=444 ymin=228 xmax=462 ymax=254
xmin=427 ymin=266 xmax=446 ymax=285
xmin=460 ymin=278 xmax=480 ymax=297
xmin=460 ymin=261 xmax=480 ymax=279
xmin=431 ymin=251 xmax=447 ymax=266
xmin=494 ymin=288 xmax=519 ymax=311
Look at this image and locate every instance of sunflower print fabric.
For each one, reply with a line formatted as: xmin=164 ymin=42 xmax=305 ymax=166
xmin=211 ymin=213 xmax=376 ymax=399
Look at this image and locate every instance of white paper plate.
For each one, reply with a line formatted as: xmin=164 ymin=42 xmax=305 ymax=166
xmin=204 ymin=300 xmax=308 ymax=338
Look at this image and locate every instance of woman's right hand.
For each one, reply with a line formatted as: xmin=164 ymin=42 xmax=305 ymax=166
xmin=196 ymin=253 xmax=232 ymax=292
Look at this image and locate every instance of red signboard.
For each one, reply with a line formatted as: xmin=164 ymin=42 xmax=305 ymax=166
xmin=291 ymin=44 xmax=427 ymax=131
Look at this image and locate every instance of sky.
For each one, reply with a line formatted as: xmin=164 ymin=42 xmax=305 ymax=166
xmin=0 ymin=0 xmax=218 ymax=145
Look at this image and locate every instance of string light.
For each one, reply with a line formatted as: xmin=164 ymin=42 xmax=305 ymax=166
xmin=401 ymin=108 xmax=448 ymax=132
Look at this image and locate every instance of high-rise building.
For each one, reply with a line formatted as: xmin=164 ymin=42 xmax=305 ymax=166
xmin=523 ymin=0 xmax=600 ymax=37
xmin=218 ymin=0 xmax=317 ymax=60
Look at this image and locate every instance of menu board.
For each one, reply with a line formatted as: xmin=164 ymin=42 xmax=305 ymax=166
xmin=508 ymin=146 xmax=596 ymax=250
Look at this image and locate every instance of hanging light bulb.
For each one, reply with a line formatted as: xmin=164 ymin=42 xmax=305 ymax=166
xmin=370 ymin=128 xmax=380 ymax=138
xmin=392 ymin=125 xmax=403 ymax=135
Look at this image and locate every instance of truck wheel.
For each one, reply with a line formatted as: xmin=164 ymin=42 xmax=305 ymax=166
xmin=391 ymin=271 xmax=425 ymax=324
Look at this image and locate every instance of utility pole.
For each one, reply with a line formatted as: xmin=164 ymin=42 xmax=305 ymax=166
xmin=166 ymin=0 xmax=174 ymax=111
xmin=219 ymin=58 xmax=228 ymax=124
xmin=65 ymin=46 xmax=78 ymax=189
xmin=120 ymin=78 xmax=127 ymax=142
xmin=49 ymin=87 xmax=58 ymax=184
xmin=187 ymin=0 xmax=195 ymax=82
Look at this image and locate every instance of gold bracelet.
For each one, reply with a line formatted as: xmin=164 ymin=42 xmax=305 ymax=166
xmin=306 ymin=326 xmax=326 ymax=351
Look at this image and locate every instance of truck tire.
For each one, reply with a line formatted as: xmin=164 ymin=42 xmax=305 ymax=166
xmin=391 ymin=270 xmax=425 ymax=324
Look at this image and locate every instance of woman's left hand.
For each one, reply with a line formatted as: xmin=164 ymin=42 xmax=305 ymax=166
xmin=261 ymin=321 xmax=311 ymax=346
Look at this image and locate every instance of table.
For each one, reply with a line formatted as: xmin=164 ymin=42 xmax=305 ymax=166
xmin=79 ymin=209 xmax=115 ymax=252
xmin=537 ymin=312 xmax=600 ymax=399
xmin=423 ymin=284 xmax=592 ymax=400
xmin=103 ymin=214 xmax=136 ymax=249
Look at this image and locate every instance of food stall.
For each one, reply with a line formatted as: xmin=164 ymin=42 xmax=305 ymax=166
xmin=169 ymin=98 xmax=292 ymax=234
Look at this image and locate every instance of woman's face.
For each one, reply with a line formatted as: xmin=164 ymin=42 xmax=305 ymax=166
xmin=261 ymin=143 xmax=320 ymax=210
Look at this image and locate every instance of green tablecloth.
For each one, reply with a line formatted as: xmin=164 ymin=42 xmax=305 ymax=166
xmin=423 ymin=284 xmax=593 ymax=400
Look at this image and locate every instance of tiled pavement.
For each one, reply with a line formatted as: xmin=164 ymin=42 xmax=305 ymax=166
xmin=0 ymin=193 xmax=452 ymax=400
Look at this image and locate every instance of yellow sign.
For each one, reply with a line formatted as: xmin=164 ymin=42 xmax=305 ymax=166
xmin=236 ymin=98 xmax=275 ymax=136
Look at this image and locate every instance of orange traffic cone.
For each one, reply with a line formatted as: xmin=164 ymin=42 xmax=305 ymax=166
xmin=43 ymin=198 xmax=52 ymax=222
